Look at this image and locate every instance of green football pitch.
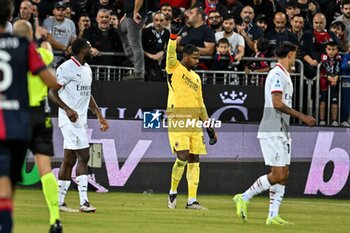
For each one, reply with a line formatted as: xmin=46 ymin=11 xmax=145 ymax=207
xmin=14 ymin=189 xmax=350 ymax=233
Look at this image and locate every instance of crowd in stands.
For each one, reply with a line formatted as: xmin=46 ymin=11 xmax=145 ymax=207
xmin=6 ymin=0 xmax=350 ymax=125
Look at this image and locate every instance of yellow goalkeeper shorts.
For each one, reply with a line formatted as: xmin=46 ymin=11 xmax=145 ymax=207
xmin=168 ymin=130 xmax=207 ymax=155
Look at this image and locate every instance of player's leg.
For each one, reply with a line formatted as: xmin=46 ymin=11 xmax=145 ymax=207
xmin=58 ymin=149 xmax=77 ymax=211
xmin=167 ymin=131 xmax=190 ymax=209
xmin=185 ymin=154 xmax=206 ymax=210
xmin=74 ymin=147 xmax=96 ymax=212
xmin=35 ymin=155 xmax=62 ymax=232
xmin=30 ymin=113 xmax=62 ymax=231
xmin=266 ymin=140 xmax=292 ymax=225
xmin=0 ymin=141 xmax=27 ymax=232
xmin=0 ymin=143 xmax=13 ymax=233
xmin=168 ymin=150 xmax=189 ymax=209
xmin=185 ymin=133 xmax=207 ymax=210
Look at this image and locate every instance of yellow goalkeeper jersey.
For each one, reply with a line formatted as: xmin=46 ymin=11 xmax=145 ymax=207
xmin=165 ymin=39 xmax=208 ymax=121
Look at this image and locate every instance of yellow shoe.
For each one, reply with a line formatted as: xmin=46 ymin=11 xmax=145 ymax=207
xmin=233 ymin=194 xmax=248 ymax=223
xmin=266 ymin=215 xmax=294 ymax=225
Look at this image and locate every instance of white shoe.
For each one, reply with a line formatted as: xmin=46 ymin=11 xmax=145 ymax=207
xmin=331 ymin=121 xmax=339 ymax=127
xmin=59 ymin=203 xmax=79 ymax=213
xmin=185 ymin=201 xmax=208 ymax=210
xmin=80 ymin=201 xmax=96 ymax=213
xmin=341 ymin=121 xmax=350 ymax=127
xmin=319 ymin=121 xmax=326 ymax=126
xmin=167 ymin=194 xmax=177 ymax=209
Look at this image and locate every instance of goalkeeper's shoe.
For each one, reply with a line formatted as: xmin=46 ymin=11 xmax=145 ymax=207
xmin=58 ymin=203 xmax=79 ymax=213
xmin=49 ymin=219 xmax=63 ymax=233
xmin=266 ymin=215 xmax=294 ymax=225
xmin=185 ymin=201 xmax=208 ymax=210
xmin=80 ymin=201 xmax=96 ymax=213
xmin=167 ymin=194 xmax=177 ymax=209
xmin=233 ymin=194 xmax=248 ymax=223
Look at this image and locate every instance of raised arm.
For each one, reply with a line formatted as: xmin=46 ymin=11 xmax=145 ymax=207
xmin=166 ymin=21 xmax=183 ymax=73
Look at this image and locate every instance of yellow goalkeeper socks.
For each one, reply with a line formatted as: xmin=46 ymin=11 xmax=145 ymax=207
xmin=41 ymin=172 xmax=60 ymax=225
xmin=170 ymin=159 xmax=187 ymax=193
xmin=187 ymin=162 xmax=200 ymax=204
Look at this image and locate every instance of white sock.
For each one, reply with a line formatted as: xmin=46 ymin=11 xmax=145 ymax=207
xmin=242 ymin=175 xmax=271 ymax=202
xmin=58 ymin=180 xmax=71 ymax=206
xmin=76 ymin=175 xmax=89 ymax=206
xmin=268 ymin=184 xmax=285 ymax=218
xmin=169 ymin=191 xmax=177 ymax=195
xmin=188 ymin=198 xmax=196 ymax=205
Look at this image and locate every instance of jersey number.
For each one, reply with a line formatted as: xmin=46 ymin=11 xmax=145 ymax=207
xmin=0 ymin=50 xmax=13 ymax=92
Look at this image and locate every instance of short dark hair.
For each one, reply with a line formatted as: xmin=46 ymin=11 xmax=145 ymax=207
xmin=71 ymin=38 xmax=89 ymax=55
xmin=217 ymin=38 xmax=230 ymax=46
xmin=160 ymin=3 xmax=172 ymax=10
xmin=326 ymin=41 xmax=339 ymax=48
xmin=291 ymin=14 xmax=304 ymax=20
xmin=342 ymin=0 xmax=350 ymax=7
xmin=193 ymin=6 xmax=205 ymax=21
xmin=183 ymin=44 xmax=199 ymax=55
xmin=275 ymin=41 xmax=297 ymax=58
xmin=331 ymin=21 xmax=346 ymax=31
xmin=257 ymin=37 xmax=269 ymax=53
xmin=0 ymin=0 xmax=12 ymax=28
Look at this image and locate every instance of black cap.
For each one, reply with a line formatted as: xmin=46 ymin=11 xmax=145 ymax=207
xmin=255 ymin=14 xmax=268 ymax=23
xmin=54 ymin=1 xmax=67 ymax=9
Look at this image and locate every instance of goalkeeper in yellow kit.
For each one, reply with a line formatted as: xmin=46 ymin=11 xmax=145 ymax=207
xmin=166 ymin=21 xmax=217 ymax=210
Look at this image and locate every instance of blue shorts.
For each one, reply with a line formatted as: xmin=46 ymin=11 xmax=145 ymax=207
xmin=0 ymin=141 xmax=28 ymax=184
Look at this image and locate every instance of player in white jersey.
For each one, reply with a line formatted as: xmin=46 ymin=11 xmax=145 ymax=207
xmin=49 ymin=38 xmax=109 ymax=213
xmin=233 ymin=42 xmax=316 ymax=225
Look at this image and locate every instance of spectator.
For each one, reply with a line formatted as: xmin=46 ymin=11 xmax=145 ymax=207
xmin=265 ymin=12 xmax=298 ymax=56
xmin=293 ymin=0 xmax=320 ymax=31
xmin=285 ymin=1 xmax=301 ymax=29
xmin=289 ymin=14 xmax=304 ymax=43
xmin=255 ymin=14 xmax=268 ymax=33
xmin=252 ymin=0 xmax=276 ymax=30
xmin=146 ymin=3 xmax=172 ymax=30
xmin=335 ymin=0 xmax=350 ymax=42
xmin=330 ymin=20 xmax=349 ymax=52
xmin=82 ymin=9 xmax=123 ymax=66
xmin=77 ymin=13 xmax=91 ymax=38
xmin=119 ymin=0 xmax=148 ymax=80
xmin=319 ymin=41 xmax=342 ymax=126
xmin=236 ymin=5 xmax=264 ymax=57
xmin=207 ymin=10 xmax=223 ymax=33
xmin=89 ymin=0 xmax=114 ymax=21
xmin=300 ymin=13 xmax=339 ymax=79
xmin=159 ymin=3 xmax=172 ymax=30
xmin=65 ymin=5 xmax=73 ymax=19
xmin=211 ymin=38 xmax=236 ymax=84
xmin=142 ymin=12 xmax=170 ymax=82
xmin=244 ymin=37 xmax=270 ymax=86
xmin=178 ymin=6 xmax=216 ymax=56
xmin=43 ymin=1 xmax=77 ymax=66
xmin=12 ymin=0 xmax=35 ymax=31
xmin=215 ymin=15 xmax=244 ymax=61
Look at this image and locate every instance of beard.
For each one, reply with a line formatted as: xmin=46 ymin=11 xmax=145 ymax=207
xmin=211 ymin=22 xmax=221 ymax=30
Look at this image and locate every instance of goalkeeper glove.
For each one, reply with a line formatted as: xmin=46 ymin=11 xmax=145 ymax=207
xmin=170 ymin=20 xmax=184 ymax=39
xmin=206 ymin=127 xmax=217 ymax=145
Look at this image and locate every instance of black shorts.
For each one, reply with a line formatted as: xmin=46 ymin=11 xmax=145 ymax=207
xmin=320 ymin=85 xmax=339 ymax=104
xmin=28 ymin=107 xmax=54 ymax=156
xmin=0 ymin=141 xmax=28 ymax=184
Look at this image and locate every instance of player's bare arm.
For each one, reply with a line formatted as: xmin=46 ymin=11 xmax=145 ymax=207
xmin=89 ymin=95 xmax=109 ymax=131
xmin=272 ymin=92 xmax=316 ymax=126
xmin=49 ymin=89 xmax=78 ymax=122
